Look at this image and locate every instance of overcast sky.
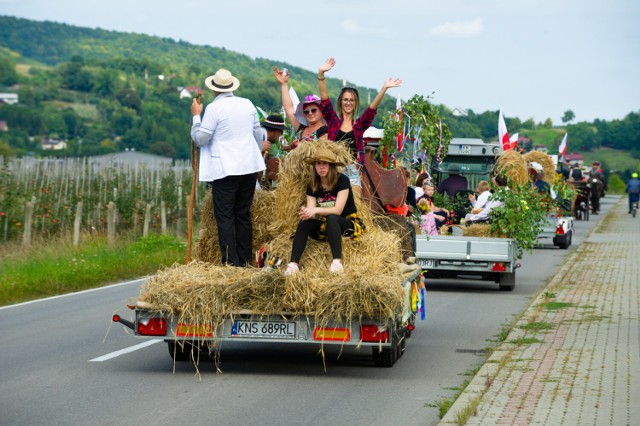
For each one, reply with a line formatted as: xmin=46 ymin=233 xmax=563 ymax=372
xmin=2 ymin=0 xmax=639 ymax=124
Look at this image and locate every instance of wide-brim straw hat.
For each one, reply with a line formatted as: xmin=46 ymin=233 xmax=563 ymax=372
xmin=294 ymin=94 xmax=324 ymax=126
xmin=205 ymin=69 xmax=240 ymax=92
xmin=303 ymin=148 xmax=345 ymax=166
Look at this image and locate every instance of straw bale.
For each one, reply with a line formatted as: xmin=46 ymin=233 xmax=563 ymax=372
xmin=461 ymin=223 xmax=494 ymax=237
xmin=523 ymin=151 xmax=556 ymax=184
xmin=494 ymin=150 xmax=529 ymax=186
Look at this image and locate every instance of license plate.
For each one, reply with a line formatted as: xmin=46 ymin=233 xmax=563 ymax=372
xmin=232 ymin=320 xmax=296 ymax=339
xmin=417 ymin=259 xmax=434 ymax=268
xmin=458 ymin=145 xmax=471 ymax=154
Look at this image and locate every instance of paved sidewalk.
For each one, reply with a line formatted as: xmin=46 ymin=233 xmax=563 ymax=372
xmin=440 ymin=197 xmax=640 ymax=425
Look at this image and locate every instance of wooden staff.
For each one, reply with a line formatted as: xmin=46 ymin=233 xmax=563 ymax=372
xmin=186 ymin=94 xmax=201 ymax=263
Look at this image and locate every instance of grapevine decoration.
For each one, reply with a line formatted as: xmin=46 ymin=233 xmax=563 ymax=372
xmin=380 ymin=94 xmax=452 ymax=171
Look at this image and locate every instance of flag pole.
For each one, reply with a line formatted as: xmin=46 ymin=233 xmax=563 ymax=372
xmin=186 ymin=94 xmax=201 ymax=264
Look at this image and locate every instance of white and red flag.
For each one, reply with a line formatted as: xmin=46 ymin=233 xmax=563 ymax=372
xmin=558 ymin=133 xmax=568 ymax=156
xmin=509 ymin=132 xmax=519 ymax=150
xmin=498 ymin=110 xmax=510 ymax=150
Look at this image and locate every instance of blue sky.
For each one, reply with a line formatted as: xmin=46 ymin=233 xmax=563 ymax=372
xmin=1 ymin=0 xmax=638 ymax=124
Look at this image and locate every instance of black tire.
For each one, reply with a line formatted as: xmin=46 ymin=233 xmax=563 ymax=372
xmin=558 ymin=231 xmax=572 ymax=249
xmin=372 ymin=329 xmax=399 ymax=367
xmin=167 ymin=341 xmax=210 ymax=362
xmin=499 ymin=271 xmax=516 ymax=291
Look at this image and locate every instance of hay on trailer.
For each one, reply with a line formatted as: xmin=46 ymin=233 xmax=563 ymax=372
xmin=494 ymin=150 xmax=529 ymax=186
xmin=523 ymin=151 xmax=556 ymax=184
xmin=461 ymin=223 xmax=493 ymax=237
xmin=142 ymin=138 xmax=411 ymax=340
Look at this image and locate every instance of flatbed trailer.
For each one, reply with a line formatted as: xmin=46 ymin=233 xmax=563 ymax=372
xmin=415 ymin=234 xmax=520 ymax=291
xmin=113 ymin=269 xmax=423 ymax=368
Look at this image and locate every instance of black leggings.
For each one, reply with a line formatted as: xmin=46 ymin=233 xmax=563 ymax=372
xmin=290 ymin=214 xmax=354 ymax=263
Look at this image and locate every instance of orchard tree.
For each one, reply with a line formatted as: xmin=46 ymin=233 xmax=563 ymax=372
xmin=562 ymin=109 xmax=575 ymax=124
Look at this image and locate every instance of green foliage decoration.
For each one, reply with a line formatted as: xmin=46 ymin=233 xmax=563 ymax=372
xmin=380 ymin=94 xmax=452 ymax=168
xmin=487 ymin=182 xmax=548 ymax=259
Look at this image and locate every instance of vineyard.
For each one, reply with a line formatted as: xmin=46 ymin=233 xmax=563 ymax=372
xmin=0 ymin=153 xmax=206 ymax=244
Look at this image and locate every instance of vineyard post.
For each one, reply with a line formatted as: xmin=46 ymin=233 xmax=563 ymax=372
xmin=23 ymin=201 xmax=34 ymax=246
xmin=143 ymin=203 xmax=151 ymax=237
xmin=107 ymin=201 xmax=116 ymax=244
xmin=73 ymin=201 xmax=83 ymax=246
xmin=160 ymin=201 xmax=167 ymax=235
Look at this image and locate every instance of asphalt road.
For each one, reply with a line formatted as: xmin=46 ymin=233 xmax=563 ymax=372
xmin=0 ymin=196 xmax=617 ymax=426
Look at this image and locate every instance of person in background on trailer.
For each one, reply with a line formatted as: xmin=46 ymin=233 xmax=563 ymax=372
xmin=272 ymin=67 xmax=328 ymax=148
xmin=626 ymin=172 xmax=640 ymax=214
xmin=316 ymin=57 xmax=402 ymax=187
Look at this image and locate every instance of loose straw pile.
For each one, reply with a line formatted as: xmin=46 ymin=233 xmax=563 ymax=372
xmin=140 ymin=139 xmax=412 ymax=359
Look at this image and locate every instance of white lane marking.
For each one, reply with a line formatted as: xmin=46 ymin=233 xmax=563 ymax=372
xmin=89 ymin=339 xmax=163 ymax=362
xmin=0 ymin=277 xmax=149 ymax=311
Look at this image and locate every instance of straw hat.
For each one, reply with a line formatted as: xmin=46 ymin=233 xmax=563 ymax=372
xmin=303 ymin=148 xmax=345 ymax=166
xmin=204 ymin=69 xmax=240 ymax=92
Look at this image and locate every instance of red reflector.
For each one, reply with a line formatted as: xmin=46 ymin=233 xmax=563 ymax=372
xmin=112 ymin=314 xmax=120 ymax=322
xmin=137 ymin=318 xmax=167 ymax=336
xmin=556 ymin=224 xmax=565 ymax=235
xmin=491 ymin=262 xmax=506 ymax=272
xmin=360 ymin=324 xmax=389 ymax=343
xmin=407 ymin=324 xmax=415 ymax=331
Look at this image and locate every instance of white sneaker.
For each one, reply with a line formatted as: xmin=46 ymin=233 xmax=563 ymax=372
xmin=329 ymin=260 xmax=344 ymax=274
xmin=284 ymin=262 xmax=299 ymax=276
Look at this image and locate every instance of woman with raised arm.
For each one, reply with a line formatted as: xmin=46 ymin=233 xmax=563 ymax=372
xmin=317 ymin=57 xmax=402 ymax=186
xmin=273 ymin=67 xmax=328 ymax=149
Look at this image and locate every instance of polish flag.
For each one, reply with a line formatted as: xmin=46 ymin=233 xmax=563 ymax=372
xmin=509 ymin=132 xmax=519 ymax=150
xmin=498 ymin=110 xmax=510 ymax=150
xmin=558 ymin=133 xmax=568 ymax=156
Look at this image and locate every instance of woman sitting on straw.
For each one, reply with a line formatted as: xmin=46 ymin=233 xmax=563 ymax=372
xmin=285 ymin=148 xmax=364 ymax=276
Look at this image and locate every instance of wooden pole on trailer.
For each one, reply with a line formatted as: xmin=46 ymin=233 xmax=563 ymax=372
xmin=186 ymin=94 xmax=201 ymax=264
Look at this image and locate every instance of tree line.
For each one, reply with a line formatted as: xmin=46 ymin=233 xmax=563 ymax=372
xmin=1 ymin=15 xmax=639 ymax=163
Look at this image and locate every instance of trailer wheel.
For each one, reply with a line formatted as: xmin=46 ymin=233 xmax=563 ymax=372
xmin=168 ymin=341 xmax=209 ymax=362
xmin=557 ymin=231 xmax=572 ymax=249
xmin=372 ymin=330 xmax=401 ymax=367
xmin=498 ymin=271 xmax=516 ymax=291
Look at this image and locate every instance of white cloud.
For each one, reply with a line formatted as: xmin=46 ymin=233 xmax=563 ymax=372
xmin=429 ymin=17 xmax=483 ymax=38
xmin=341 ymin=19 xmax=365 ymax=35
xmin=340 ymin=19 xmax=393 ymax=38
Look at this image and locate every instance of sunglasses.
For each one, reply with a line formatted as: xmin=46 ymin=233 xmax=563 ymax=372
xmin=303 ymin=108 xmax=318 ymax=115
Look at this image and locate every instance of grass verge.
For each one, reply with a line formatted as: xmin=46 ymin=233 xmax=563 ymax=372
xmin=0 ymin=234 xmax=186 ymax=306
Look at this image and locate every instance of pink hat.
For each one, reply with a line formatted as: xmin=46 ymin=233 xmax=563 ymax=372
xmin=294 ymin=94 xmax=324 ymax=126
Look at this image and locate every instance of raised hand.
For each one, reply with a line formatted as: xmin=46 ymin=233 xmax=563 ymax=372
xmin=319 ymin=57 xmax=335 ymax=74
xmin=383 ymin=77 xmax=403 ymax=90
xmin=273 ymin=66 xmax=289 ymax=85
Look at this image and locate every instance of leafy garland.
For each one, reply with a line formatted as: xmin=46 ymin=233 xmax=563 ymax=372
xmin=380 ymin=94 xmax=452 ymax=169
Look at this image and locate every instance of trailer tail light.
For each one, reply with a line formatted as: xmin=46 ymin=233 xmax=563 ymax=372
xmin=491 ymin=262 xmax=506 ymax=272
xmin=313 ymin=327 xmax=350 ymax=341
xmin=556 ymin=223 xmax=565 ymax=235
xmin=360 ymin=324 xmax=389 ymax=343
xmin=137 ymin=317 xmax=167 ymax=336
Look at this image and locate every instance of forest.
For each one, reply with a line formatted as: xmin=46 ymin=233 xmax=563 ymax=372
xmin=1 ymin=15 xmax=639 ymax=166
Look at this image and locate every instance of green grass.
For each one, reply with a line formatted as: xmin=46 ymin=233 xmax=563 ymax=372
xmin=519 ymin=322 xmax=555 ymax=331
xmin=0 ymin=234 xmax=186 ymax=306
xmin=541 ymin=301 xmax=575 ymax=311
xmin=507 ymin=337 xmax=543 ymax=345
